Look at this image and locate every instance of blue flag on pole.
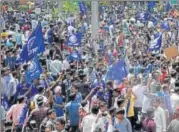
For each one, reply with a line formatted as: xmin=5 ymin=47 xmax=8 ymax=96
xmin=25 ymin=56 xmax=43 ymax=82
xmin=136 ymin=12 xmax=150 ymax=22
xmin=66 ymin=33 xmax=82 ymax=47
xmin=17 ymin=23 xmax=45 ymax=62
xmin=147 ymin=1 xmax=156 ymax=12
xmin=160 ymin=21 xmax=170 ymax=31
xmin=148 ymin=33 xmax=162 ymax=52
xmin=104 ymin=60 xmax=128 ymax=83
xmin=68 ymin=50 xmax=81 ymax=61
xmin=165 ymin=2 xmax=172 ymax=12
xmin=18 ymin=104 xmax=28 ymax=125
xmin=79 ymin=1 xmax=87 ymax=14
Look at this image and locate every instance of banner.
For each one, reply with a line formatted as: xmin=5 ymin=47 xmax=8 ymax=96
xmin=164 ymin=46 xmax=178 ymax=59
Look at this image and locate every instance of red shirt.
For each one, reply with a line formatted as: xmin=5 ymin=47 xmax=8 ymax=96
xmin=160 ymin=71 xmax=167 ymax=83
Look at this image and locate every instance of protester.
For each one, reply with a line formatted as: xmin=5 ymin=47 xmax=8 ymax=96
xmin=1 ymin=1 xmax=179 ymax=132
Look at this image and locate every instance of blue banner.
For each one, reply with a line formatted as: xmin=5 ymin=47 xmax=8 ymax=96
xmin=148 ymin=33 xmax=162 ymax=52
xmin=66 ymin=33 xmax=82 ymax=47
xmin=104 ymin=60 xmax=128 ymax=83
xmin=17 ymin=23 xmax=45 ymax=62
xmin=25 ymin=56 xmax=42 ymax=82
xmin=68 ymin=50 xmax=82 ymax=61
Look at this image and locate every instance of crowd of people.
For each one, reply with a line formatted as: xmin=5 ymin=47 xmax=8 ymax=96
xmin=0 ymin=1 xmax=179 ymax=132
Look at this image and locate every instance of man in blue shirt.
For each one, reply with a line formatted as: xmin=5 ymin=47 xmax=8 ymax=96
xmin=16 ymin=30 xmax=22 ymax=49
xmin=114 ymin=108 xmax=132 ymax=132
xmin=65 ymin=93 xmax=80 ymax=132
xmin=72 ymin=83 xmax=82 ymax=103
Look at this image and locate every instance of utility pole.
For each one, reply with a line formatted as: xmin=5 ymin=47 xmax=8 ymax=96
xmin=91 ymin=0 xmax=99 ymax=39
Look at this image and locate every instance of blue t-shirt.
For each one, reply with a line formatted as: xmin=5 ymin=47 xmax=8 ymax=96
xmin=114 ymin=118 xmax=132 ymax=132
xmin=53 ymin=95 xmax=64 ymax=117
xmin=65 ymin=101 xmax=80 ymax=126
xmin=16 ymin=33 xmax=22 ymax=45
xmin=75 ymin=92 xmax=82 ymax=103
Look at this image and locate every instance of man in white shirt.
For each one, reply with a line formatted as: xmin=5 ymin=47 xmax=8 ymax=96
xmin=132 ymin=78 xmax=144 ymax=108
xmin=49 ymin=55 xmax=62 ymax=79
xmin=67 ymin=24 xmax=76 ymax=35
xmin=81 ymin=106 xmax=103 ymax=132
xmin=171 ymin=86 xmax=179 ymax=112
xmin=153 ymin=98 xmax=167 ymax=132
xmin=31 ymin=19 xmax=38 ymax=30
xmin=62 ymin=59 xmax=70 ymax=71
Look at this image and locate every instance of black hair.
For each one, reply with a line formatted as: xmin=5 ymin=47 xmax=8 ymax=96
xmin=81 ymin=100 xmax=87 ymax=107
xmin=116 ymin=108 xmax=125 ymax=115
xmin=56 ymin=117 xmax=65 ymax=126
xmin=18 ymin=96 xmax=25 ymax=103
xmin=47 ymin=109 xmax=56 ymax=116
xmin=37 ymin=85 xmax=44 ymax=93
xmin=91 ymin=106 xmax=99 ymax=115
xmin=69 ymin=93 xmax=76 ymax=101
xmin=117 ymin=98 xmax=125 ymax=108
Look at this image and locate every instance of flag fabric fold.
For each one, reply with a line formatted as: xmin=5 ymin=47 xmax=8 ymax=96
xmin=66 ymin=32 xmax=82 ymax=47
xmin=160 ymin=20 xmax=170 ymax=31
xmin=165 ymin=2 xmax=172 ymax=12
xmin=136 ymin=12 xmax=150 ymax=22
xmin=104 ymin=60 xmax=128 ymax=83
xmin=68 ymin=50 xmax=81 ymax=61
xmin=17 ymin=23 xmax=45 ymax=62
xmin=79 ymin=1 xmax=87 ymax=14
xmin=147 ymin=1 xmax=156 ymax=12
xmin=148 ymin=33 xmax=162 ymax=52
xmin=25 ymin=56 xmax=43 ymax=82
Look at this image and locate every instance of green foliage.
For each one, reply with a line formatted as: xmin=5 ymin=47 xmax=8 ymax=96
xmin=62 ymin=1 xmax=79 ymax=13
xmin=20 ymin=5 xmax=29 ymax=12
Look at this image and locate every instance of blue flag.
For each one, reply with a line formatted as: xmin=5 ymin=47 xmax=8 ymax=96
xmin=150 ymin=16 xmax=158 ymax=26
xmin=18 ymin=23 xmax=45 ymax=62
xmin=68 ymin=50 xmax=81 ymax=61
xmin=147 ymin=1 xmax=156 ymax=12
xmin=25 ymin=56 xmax=43 ymax=82
xmin=136 ymin=12 xmax=150 ymax=22
xmin=161 ymin=21 xmax=170 ymax=31
xmin=79 ymin=1 xmax=87 ymax=14
xmin=104 ymin=60 xmax=128 ymax=83
xmin=18 ymin=104 xmax=28 ymax=125
xmin=148 ymin=33 xmax=162 ymax=52
xmin=165 ymin=2 xmax=172 ymax=12
xmin=66 ymin=33 xmax=82 ymax=47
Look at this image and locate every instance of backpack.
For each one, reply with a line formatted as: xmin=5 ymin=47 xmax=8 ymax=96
xmin=40 ymin=117 xmax=48 ymax=132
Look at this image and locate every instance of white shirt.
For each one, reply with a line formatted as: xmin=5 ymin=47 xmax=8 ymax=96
xmin=133 ymin=84 xmax=144 ymax=108
xmin=171 ymin=93 xmax=179 ymax=112
xmin=50 ymin=60 xmax=62 ymax=76
xmin=82 ymin=114 xmax=98 ymax=132
xmin=67 ymin=25 xmax=75 ymax=35
xmin=6 ymin=75 xmax=18 ymax=98
xmin=62 ymin=60 xmax=70 ymax=71
xmin=154 ymin=106 xmax=167 ymax=132
xmin=31 ymin=20 xmax=38 ymax=30
xmin=82 ymin=114 xmax=104 ymax=132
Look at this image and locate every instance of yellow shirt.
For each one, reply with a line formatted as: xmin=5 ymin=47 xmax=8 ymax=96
xmin=127 ymin=95 xmax=136 ymax=117
xmin=1 ymin=32 xmax=8 ymax=38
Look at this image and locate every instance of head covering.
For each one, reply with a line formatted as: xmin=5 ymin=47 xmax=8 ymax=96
xmin=54 ymin=86 xmax=61 ymax=94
